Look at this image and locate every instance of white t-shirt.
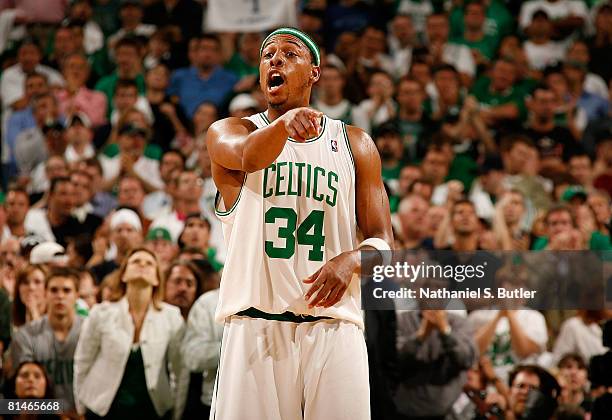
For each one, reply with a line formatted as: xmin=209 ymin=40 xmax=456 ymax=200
xmin=443 ymin=43 xmax=476 ymax=78
xmin=520 ymin=0 xmax=588 ymax=30
xmin=524 ymin=41 xmax=567 ymax=70
xmin=553 ymin=316 xmax=607 ymax=364
xmin=468 ymin=309 xmax=548 ymax=381
xmin=99 ymin=153 xmax=164 ymax=191
xmin=24 ymin=208 xmax=55 ymax=242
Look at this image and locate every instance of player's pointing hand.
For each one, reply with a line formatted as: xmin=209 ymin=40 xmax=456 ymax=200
xmin=278 ymin=107 xmax=323 ymax=142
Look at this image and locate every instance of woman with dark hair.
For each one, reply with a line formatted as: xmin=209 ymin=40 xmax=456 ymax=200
xmin=74 ymin=247 xmax=184 ymax=419
xmin=4 ymin=361 xmax=60 ymax=419
xmin=12 ymin=265 xmax=47 ymax=328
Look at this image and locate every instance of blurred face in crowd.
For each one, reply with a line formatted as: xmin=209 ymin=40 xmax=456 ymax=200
xmin=491 ymin=60 xmax=516 ymax=92
xmin=421 ymin=149 xmax=449 ymax=185
xmin=148 ymin=33 xmax=170 ymax=59
xmin=464 ymin=3 xmax=486 ymax=32
xmin=410 ymin=62 xmax=432 ymax=87
xmin=45 ymin=156 xmax=69 ymax=182
xmin=434 ymin=69 xmax=459 ymax=104
xmin=529 ymin=14 xmax=552 ymax=40
xmin=54 ymin=27 xmax=78 ymax=57
xmin=319 ymin=66 xmax=345 ymax=99
xmin=411 ymin=180 xmax=433 ymax=202
xmin=392 ymin=15 xmax=414 ymax=46
xmin=19 ymin=268 xmax=45 ymax=313
xmin=165 ymin=265 xmax=198 ymax=313
xmin=509 ymin=371 xmax=541 ymax=416
xmin=176 ymin=171 xmax=203 ymax=202
xmin=595 ymin=5 xmax=612 ymax=35
xmin=114 ymin=85 xmax=138 ymax=112
xmin=545 ymin=72 xmax=569 ymax=99
xmin=66 ymin=119 xmax=93 ymax=148
xmin=18 ymin=43 xmax=41 ymax=73
xmin=145 ymin=64 xmax=170 ymax=91
xmin=115 ymin=44 xmax=141 ymax=78
xmin=568 ymin=155 xmax=592 ymax=186
xmin=503 ymin=141 xmax=536 ymax=174
xmin=194 ymin=38 xmax=221 ymax=71
xmin=45 ymin=126 xmax=68 ymax=156
xmin=15 ymin=363 xmax=47 ymax=399
xmin=502 ymin=191 xmax=525 ymax=226
xmin=70 ymin=0 xmax=92 ymax=21
xmin=160 ymin=152 xmax=184 ymax=184
xmin=118 ymin=131 xmax=146 ymax=161
xmin=70 ymin=172 xmax=93 ymax=207
xmin=398 ymin=166 xmax=422 ymax=196
xmin=78 ymin=271 xmax=98 ymax=309
xmin=193 ymin=102 xmax=218 ymax=134
xmin=145 ymin=238 xmax=176 ymax=270
xmin=120 ymin=4 xmax=143 ymax=28
xmin=575 ymin=205 xmax=597 ymax=235
xmin=33 ymin=96 xmax=58 ymax=127
xmin=49 ymin=181 xmax=75 ymax=218
xmin=399 ymin=195 xmax=429 ymax=238
xmin=452 ymin=202 xmax=479 ymax=236
xmin=559 ymin=358 xmax=588 ymax=393
xmin=118 ymin=177 xmax=145 ymax=209
xmin=63 ymin=54 xmax=90 ymax=87
xmin=566 ymin=41 xmax=589 ymax=65
xmin=24 ymin=75 xmax=48 ymax=101
xmin=587 ymin=193 xmax=611 ymax=227
xmin=111 ymin=223 xmax=142 ymax=254
xmin=181 ymin=217 xmax=210 ymax=250
xmin=334 ymin=32 xmax=358 ymax=62
xmin=425 ymin=206 xmax=446 ymax=236
xmin=426 ymin=14 xmax=450 ymax=44
xmin=360 ymin=27 xmax=386 ymax=57
xmin=5 ymin=190 xmax=29 ymax=226
xmin=546 ymin=209 xmax=574 ymax=237
xmin=46 ymin=276 xmax=78 ymax=318
xmin=367 ymin=72 xmax=394 ymax=100
xmin=397 ymin=79 xmax=424 ymax=114
xmin=0 ymin=237 xmax=22 ymax=272
xmin=375 ymin=133 xmax=403 ymax=163
xmin=239 ymin=32 xmax=263 ymax=63
xmin=123 ymin=250 xmax=159 ymax=286
xmin=530 ymin=88 xmax=556 ymax=122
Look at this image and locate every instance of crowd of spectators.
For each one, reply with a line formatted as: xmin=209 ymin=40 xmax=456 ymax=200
xmin=0 ymin=0 xmax=609 ymax=419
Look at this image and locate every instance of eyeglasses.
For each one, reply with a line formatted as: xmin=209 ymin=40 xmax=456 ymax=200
xmin=512 ymin=383 xmax=539 ymax=392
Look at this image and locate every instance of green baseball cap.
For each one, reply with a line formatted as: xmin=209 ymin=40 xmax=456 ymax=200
xmin=561 ymin=185 xmax=588 ymax=202
xmin=260 ymin=27 xmax=320 ymax=66
xmin=146 ymin=227 xmax=172 ymax=242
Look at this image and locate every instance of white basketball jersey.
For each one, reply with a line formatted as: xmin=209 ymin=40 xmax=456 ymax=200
xmin=214 ymin=112 xmax=363 ymax=328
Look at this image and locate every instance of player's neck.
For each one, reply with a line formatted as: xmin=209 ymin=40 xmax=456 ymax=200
xmin=266 ymin=99 xmax=311 ymax=122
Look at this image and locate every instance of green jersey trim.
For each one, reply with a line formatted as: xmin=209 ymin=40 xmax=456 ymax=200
xmin=341 ymin=122 xmax=355 ymax=170
xmin=260 ymin=112 xmax=327 ymax=143
xmin=236 ymin=307 xmax=332 ymax=323
xmin=214 ymin=174 xmax=248 ymax=217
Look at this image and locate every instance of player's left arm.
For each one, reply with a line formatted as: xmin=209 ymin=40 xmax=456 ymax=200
xmin=304 ymin=126 xmax=394 ymax=308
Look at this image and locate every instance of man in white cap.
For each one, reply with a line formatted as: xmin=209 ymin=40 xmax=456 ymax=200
xmin=228 ymin=93 xmax=259 ymax=118
xmin=87 ymin=208 xmax=143 ymax=282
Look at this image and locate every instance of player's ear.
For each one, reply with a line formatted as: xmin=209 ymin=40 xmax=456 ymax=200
xmin=310 ymin=66 xmax=321 ymax=85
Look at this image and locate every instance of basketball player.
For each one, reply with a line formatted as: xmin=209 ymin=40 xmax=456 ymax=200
xmin=206 ymin=28 xmax=393 ymax=420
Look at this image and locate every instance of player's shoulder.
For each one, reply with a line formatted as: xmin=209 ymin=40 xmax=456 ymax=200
xmin=342 ymin=123 xmax=378 ymax=163
xmin=207 ymin=115 xmax=259 ymax=139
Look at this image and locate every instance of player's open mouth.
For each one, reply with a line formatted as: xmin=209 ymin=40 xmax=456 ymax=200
xmin=267 ymin=72 xmax=285 ymax=92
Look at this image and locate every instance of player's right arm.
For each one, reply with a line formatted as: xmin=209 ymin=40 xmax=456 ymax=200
xmin=206 ymin=107 xmax=322 ymax=173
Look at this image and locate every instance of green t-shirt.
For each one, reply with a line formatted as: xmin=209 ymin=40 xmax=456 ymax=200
xmin=531 ymin=231 xmax=612 ymax=251
xmin=94 ymin=72 xmax=146 ymax=117
xmin=470 ymin=76 xmax=527 ymax=121
xmin=225 ymin=53 xmax=258 ymax=79
xmin=382 ymin=163 xmax=402 ymax=182
xmin=452 ymin=34 xmax=500 ymax=61
xmin=449 ymin=0 xmax=513 ymax=40
xmin=447 ymin=153 xmax=479 ymax=192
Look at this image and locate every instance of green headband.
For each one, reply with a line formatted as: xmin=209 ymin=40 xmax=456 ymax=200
xmin=260 ymin=27 xmax=320 ymax=66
